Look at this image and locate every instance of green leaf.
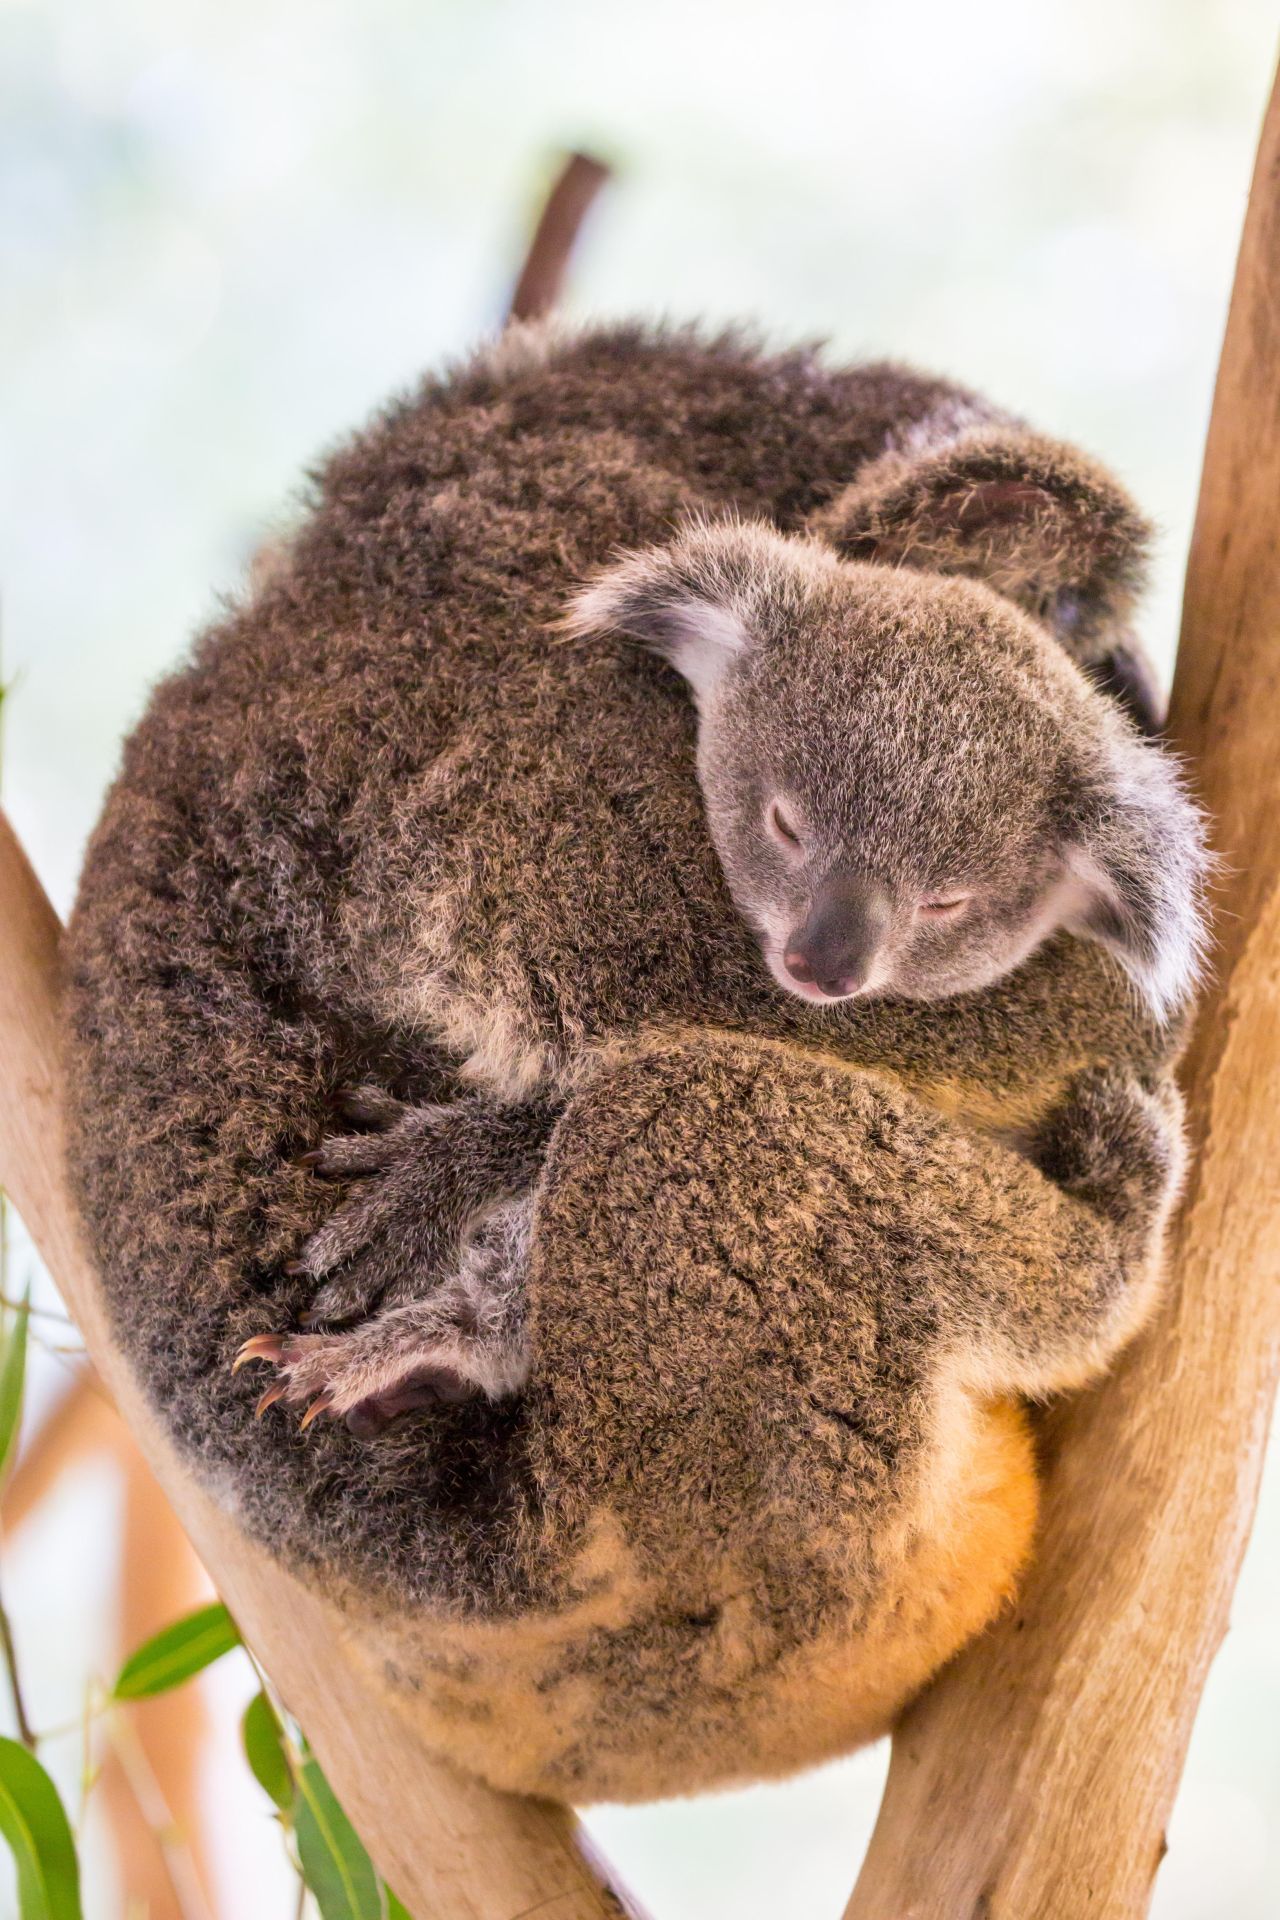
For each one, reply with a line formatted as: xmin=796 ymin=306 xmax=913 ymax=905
xmin=383 ymin=1891 xmax=413 ymax=1919
xmin=241 ymin=1690 xmax=293 ymax=1812
xmin=294 ymin=1758 xmax=381 ymax=1920
xmin=112 ymin=1602 xmax=240 ymax=1700
xmin=0 ymin=1296 xmax=30 ymax=1487
xmin=0 ymin=1737 xmax=82 ymax=1920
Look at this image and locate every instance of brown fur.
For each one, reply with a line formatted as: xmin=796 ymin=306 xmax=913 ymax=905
xmin=65 ymin=319 xmax=1195 ymax=1801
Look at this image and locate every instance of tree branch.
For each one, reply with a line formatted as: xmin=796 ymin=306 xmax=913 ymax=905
xmin=508 ymin=152 xmax=611 ymax=324
xmin=845 ymin=59 xmax=1280 ymax=1920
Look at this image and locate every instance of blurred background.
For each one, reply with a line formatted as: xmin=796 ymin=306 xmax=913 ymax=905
xmin=2 ymin=0 xmax=1278 ymax=1913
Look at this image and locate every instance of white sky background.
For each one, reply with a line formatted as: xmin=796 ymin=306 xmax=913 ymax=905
xmin=2 ymin=0 xmax=1278 ymax=1914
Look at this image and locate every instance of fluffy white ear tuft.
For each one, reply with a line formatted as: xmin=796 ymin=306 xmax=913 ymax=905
xmin=564 ymin=518 xmax=839 ymax=709
xmin=1064 ymin=733 xmax=1212 ymax=1023
xmin=567 ymin=562 xmax=750 ymax=708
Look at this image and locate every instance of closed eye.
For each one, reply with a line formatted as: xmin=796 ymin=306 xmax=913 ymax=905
xmin=767 ymin=801 xmax=803 ymax=851
xmin=917 ymin=893 xmax=972 ymax=918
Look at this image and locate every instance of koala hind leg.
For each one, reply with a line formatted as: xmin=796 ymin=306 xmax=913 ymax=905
xmin=238 ymin=1194 xmax=534 ymax=1438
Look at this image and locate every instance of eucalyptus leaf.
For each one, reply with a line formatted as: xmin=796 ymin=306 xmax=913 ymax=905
xmin=113 ymin=1602 xmax=240 ymax=1700
xmin=0 ymin=1296 xmax=30 ymax=1487
xmin=241 ymin=1689 xmax=293 ymax=1812
xmin=294 ymin=1758 xmax=381 ymax=1920
xmin=384 ymin=1891 xmax=413 ymax=1918
xmin=0 ymin=1737 xmax=82 ymax=1920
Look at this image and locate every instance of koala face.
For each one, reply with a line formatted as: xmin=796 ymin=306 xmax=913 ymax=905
xmin=569 ymin=521 xmax=1209 ymax=1020
xmin=698 ymin=608 xmax=1086 ymax=1005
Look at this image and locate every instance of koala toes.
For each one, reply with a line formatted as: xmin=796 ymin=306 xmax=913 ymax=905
xmin=286 ymin=1086 xmax=555 ymax=1329
xmin=286 ymin=1090 xmax=484 ymax=1327
xmin=236 ymin=1195 xmax=534 ymax=1439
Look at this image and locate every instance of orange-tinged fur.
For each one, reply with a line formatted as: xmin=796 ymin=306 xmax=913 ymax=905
xmin=339 ymin=1398 xmax=1035 ymax=1802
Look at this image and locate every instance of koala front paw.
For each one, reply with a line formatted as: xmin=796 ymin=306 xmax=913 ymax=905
xmin=286 ymin=1087 xmax=550 ymax=1328
xmin=237 ymin=1196 xmax=534 ymax=1438
xmin=1031 ymin=1065 xmax=1186 ymax=1232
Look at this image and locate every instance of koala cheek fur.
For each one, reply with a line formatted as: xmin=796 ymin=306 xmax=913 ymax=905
xmin=63 ymin=320 xmax=1200 ymax=1802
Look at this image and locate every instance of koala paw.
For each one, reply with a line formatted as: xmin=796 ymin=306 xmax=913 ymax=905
xmin=286 ymin=1087 xmax=544 ymax=1328
xmin=237 ymin=1196 xmax=534 ymax=1438
xmin=1031 ymin=1065 xmax=1186 ymax=1230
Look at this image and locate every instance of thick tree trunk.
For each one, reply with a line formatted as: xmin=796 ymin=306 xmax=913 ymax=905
xmin=846 ymin=59 xmax=1280 ymax=1920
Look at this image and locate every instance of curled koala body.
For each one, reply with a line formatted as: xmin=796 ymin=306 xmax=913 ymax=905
xmin=66 ymin=321 xmax=1203 ymax=1801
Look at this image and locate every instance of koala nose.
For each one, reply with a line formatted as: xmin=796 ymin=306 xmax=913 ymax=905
xmin=785 ymin=872 xmax=892 ymax=998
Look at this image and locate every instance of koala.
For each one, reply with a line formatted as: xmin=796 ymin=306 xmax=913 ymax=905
xmin=65 ymin=320 xmax=1208 ymax=1802
xmin=566 ymin=518 xmax=1201 ymax=1014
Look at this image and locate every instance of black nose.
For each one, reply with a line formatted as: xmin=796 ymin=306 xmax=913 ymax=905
xmin=785 ymin=872 xmax=892 ymax=998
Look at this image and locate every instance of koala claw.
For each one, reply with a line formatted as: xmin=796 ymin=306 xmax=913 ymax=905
xmin=235 ymin=1319 xmax=501 ymax=1436
xmin=285 ymin=1090 xmax=554 ymax=1331
xmin=233 ymin=1333 xmax=288 ymax=1372
xmin=284 ymin=1095 xmax=485 ymax=1329
xmin=233 ymin=1195 xmax=534 ymax=1439
xmin=298 ymin=1391 xmax=336 ymax=1431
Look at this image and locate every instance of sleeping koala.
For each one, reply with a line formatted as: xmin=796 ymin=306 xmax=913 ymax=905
xmin=236 ymin=516 xmax=1205 ymax=1434
xmin=568 ymin=518 xmax=1200 ymax=1014
xmin=67 ymin=321 xmax=1209 ymax=1799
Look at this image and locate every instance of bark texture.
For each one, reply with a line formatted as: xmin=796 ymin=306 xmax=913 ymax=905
xmin=846 ymin=61 xmax=1280 ymax=1920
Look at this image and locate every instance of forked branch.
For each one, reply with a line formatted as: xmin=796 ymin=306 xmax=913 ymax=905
xmin=1 ymin=90 xmax=1276 ymax=1916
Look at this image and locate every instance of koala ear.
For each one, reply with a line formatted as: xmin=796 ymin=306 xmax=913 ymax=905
xmin=565 ymin=555 xmax=750 ymax=707
xmin=563 ymin=519 xmax=835 ymax=710
xmin=1063 ymin=734 xmax=1211 ymax=1023
xmin=811 ymin=424 xmax=1151 ymax=668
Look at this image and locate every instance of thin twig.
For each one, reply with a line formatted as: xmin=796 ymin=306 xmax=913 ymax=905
xmin=507 ymin=151 xmax=611 ymax=324
xmin=0 ymin=1291 xmax=74 ymax=1327
xmin=0 ymin=1572 xmax=37 ymax=1749
xmin=106 ymin=1705 xmax=215 ymax=1920
xmin=77 ymin=1680 xmax=99 ymax=1834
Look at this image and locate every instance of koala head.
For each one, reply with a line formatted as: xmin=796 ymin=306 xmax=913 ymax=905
xmin=567 ymin=518 xmax=1209 ymax=1021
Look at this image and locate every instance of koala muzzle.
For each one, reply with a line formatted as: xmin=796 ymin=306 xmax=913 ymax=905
xmin=784 ymin=872 xmax=892 ymax=998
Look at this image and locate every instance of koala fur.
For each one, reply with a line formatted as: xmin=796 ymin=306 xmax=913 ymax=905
xmin=65 ymin=320 xmax=1204 ymax=1803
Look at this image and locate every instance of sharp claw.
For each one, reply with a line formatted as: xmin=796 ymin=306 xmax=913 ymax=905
xmin=255 ymin=1383 xmax=287 ymax=1418
xmin=296 ymin=1149 xmax=324 ymax=1169
xmin=299 ymin=1391 xmax=335 ymax=1431
xmin=283 ymin=1260 xmax=308 ymax=1278
xmin=234 ymin=1334 xmax=286 ymax=1372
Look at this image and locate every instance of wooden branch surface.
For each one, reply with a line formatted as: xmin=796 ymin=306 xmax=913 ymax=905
xmin=0 ymin=812 xmax=647 ymax=1920
xmin=508 ymin=152 xmax=611 ymax=323
xmin=846 ymin=61 xmax=1280 ymax=1920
